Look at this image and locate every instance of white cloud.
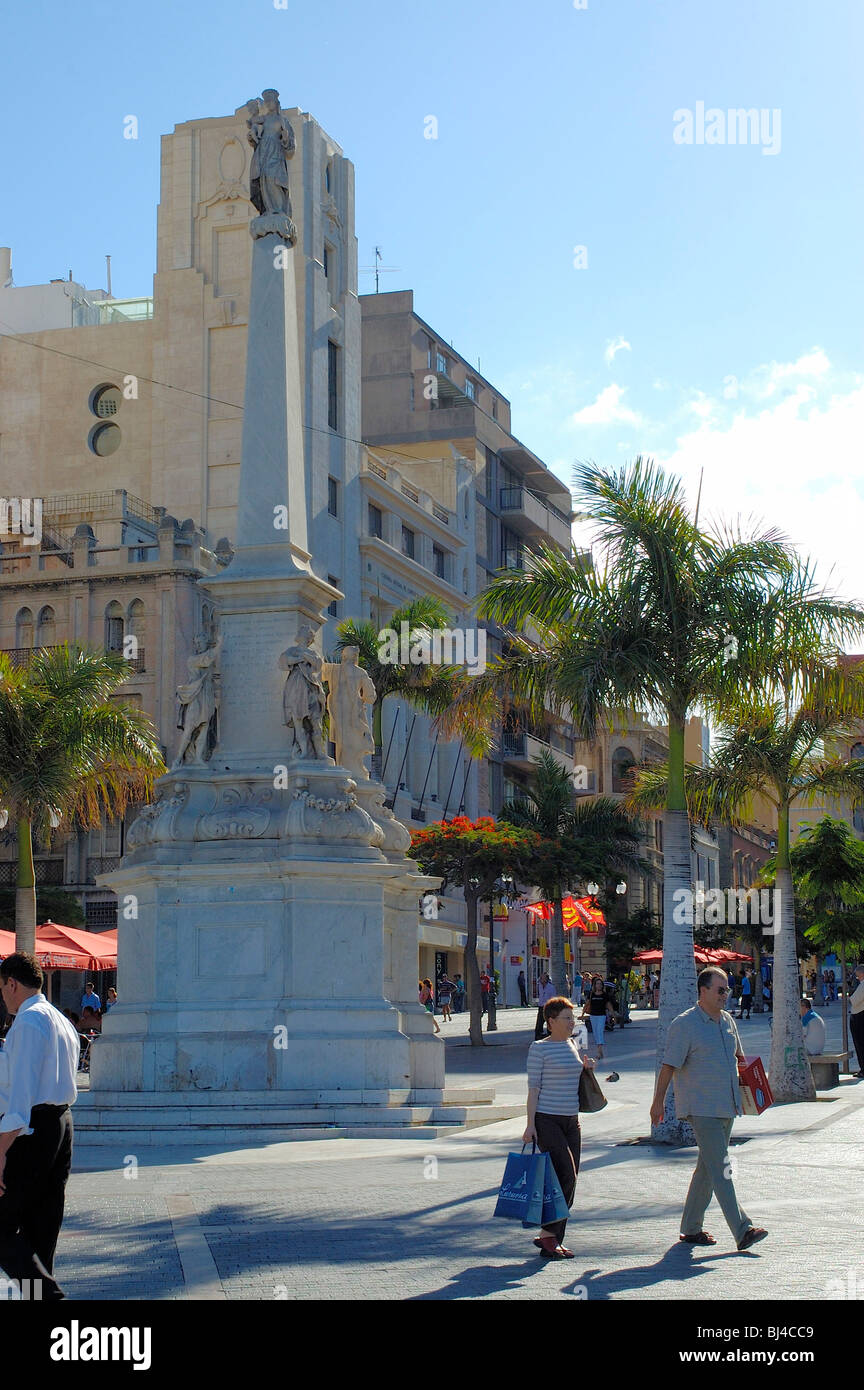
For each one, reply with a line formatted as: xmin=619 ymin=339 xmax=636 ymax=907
xmin=604 ymin=337 xmax=632 ymax=367
xmin=660 ymin=376 xmax=864 ymax=599
xmin=569 ymin=383 xmax=642 ymax=427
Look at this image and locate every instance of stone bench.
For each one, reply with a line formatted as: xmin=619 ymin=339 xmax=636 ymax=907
xmin=808 ymin=1053 xmax=849 ymax=1089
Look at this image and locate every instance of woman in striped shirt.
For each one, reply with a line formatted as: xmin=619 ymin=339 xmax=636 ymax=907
xmin=523 ymin=995 xmax=595 ymax=1259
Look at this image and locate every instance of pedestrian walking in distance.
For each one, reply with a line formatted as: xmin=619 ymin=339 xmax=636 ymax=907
xmin=437 ymin=975 xmax=454 ymax=1023
xmin=650 ymin=965 xmax=768 ymax=1252
xmin=535 ymin=973 xmax=555 ymax=1040
xmin=523 ymin=996 xmax=595 ymax=1259
xmin=419 ymin=979 xmax=440 ymax=1035
xmin=849 ymin=963 xmax=864 ymax=1078
xmin=736 ymin=968 xmax=752 ymax=1020
xmin=0 ymin=952 xmax=80 ymax=1300
xmin=585 ymin=975 xmax=613 ymax=1059
xmin=517 ymin=970 xmax=529 ymax=1008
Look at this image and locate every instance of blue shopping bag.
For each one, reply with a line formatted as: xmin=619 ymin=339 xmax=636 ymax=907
xmin=539 ymin=1157 xmax=569 ymax=1227
xmin=493 ymin=1144 xmax=546 ymax=1223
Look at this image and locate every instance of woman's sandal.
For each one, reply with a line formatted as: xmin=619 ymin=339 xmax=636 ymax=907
xmin=679 ymin=1231 xmax=717 ymax=1245
xmin=534 ymin=1236 xmax=572 ymax=1259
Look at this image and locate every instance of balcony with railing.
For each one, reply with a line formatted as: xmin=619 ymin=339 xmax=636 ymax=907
xmin=499 ymin=485 xmax=572 ymax=550
xmin=501 ymin=731 xmax=574 ymax=775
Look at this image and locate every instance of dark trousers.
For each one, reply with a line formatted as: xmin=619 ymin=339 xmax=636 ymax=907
xmin=851 ymin=1012 xmax=864 ymax=1073
xmin=534 ymin=1008 xmax=547 ymax=1041
xmin=519 ymin=986 xmax=529 ymax=1007
xmin=737 ymin=995 xmax=751 ymax=1018
xmin=0 ymin=1105 xmax=72 ymax=1300
xmin=534 ymin=1111 xmax=581 ymax=1244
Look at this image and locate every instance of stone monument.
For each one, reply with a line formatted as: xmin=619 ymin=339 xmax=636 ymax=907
xmin=81 ymin=91 xmax=514 ymax=1141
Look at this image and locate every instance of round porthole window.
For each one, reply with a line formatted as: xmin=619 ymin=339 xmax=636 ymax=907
xmin=90 ymin=383 xmax=122 ymax=417
xmin=89 ymin=423 xmax=122 ymax=456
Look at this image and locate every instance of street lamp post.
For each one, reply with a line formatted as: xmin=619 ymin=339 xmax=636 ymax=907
xmin=615 ymin=880 xmax=630 ymax=1023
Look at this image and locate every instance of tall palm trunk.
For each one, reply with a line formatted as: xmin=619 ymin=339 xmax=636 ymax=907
xmin=464 ymin=888 xmax=484 ymax=1046
xmin=15 ymin=816 xmax=37 ymax=955
xmin=751 ymin=941 xmax=763 ymax=1012
xmin=654 ymin=716 xmax=696 ymax=1143
xmin=549 ymin=891 xmax=567 ymax=998
xmin=768 ymin=806 xmax=816 ymax=1101
xmin=840 ymin=940 xmax=849 ymax=1063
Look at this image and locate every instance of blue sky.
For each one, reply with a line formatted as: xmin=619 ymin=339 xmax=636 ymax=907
xmin=2 ymin=0 xmax=862 ymax=595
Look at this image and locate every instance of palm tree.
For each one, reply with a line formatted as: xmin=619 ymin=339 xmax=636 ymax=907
xmin=790 ymin=817 xmax=864 ymax=1064
xmin=631 ymin=670 xmax=864 ymax=1102
xmin=500 ymin=748 xmax=646 ymax=996
xmin=443 ymin=457 xmax=795 ymax=1138
xmin=0 ymin=645 xmax=165 ymax=952
xmin=333 ymin=597 xmax=493 ymax=783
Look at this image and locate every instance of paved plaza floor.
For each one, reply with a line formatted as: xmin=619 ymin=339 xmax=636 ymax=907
xmin=59 ymin=1004 xmax=863 ymax=1301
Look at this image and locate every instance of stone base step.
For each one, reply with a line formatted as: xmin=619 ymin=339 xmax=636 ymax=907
xmin=71 ymin=1101 xmax=523 ymax=1145
xmin=74 ymin=1085 xmax=496 ymax=1107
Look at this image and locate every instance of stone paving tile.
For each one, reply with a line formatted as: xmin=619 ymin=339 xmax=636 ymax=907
xmin=57 ymin=1009 xmax=864 ymax=1300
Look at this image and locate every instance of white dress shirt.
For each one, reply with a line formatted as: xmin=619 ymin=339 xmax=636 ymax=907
xmin=850 ymin=980 xmax=864 ymax=1016
xmin=0 ymin=994 xmax=79 ymax=1135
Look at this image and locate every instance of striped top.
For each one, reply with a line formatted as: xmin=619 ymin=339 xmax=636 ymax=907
xmin=527 ymin=1037 xmax=583 ymax=1115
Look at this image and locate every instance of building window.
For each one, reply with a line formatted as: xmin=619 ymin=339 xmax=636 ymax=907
xmin=426 ymin=336 xmax=435 ymax=368
xmin=654 ymin=818 xmax=663 ymax=852
xmin=327 ymin=576 xmax=339 ymax=618
xmin=611 ymin=745 xmax=636 ymax=793
xmin=368 ymin=503 xmax=383 ymax=538
xmin=328 ymin=340 xmax=339 ymax=430
xmin=15 ymin=607 xmax=34 ymax=649
xmin=328 ymin=477 xmax=339 ymax=517
xmin=436 ymin=351 xmax=448 ymax=376
xmin=104 ymin=601 xmax=124 ymax=653
xmin=90 ymin=383 xmax=122 ymax=417
xmin=36 ymin=605 xmax=56 ymax=647
xmin=492 ymin=398 xmax=498 ymax=420
xmin=323 ymin=246 xmax=330 ymax=278
xmin=433 ymin=545 xmax=445 ymax=579
xmin=325 ymin=161 xmax=332 ymax=192
xmin=401 ymin=525 xmax=415 ymax=559
xmin=465 ymin=379 xmax=476 ymax=401
xmin=88 ymin=423 xmax=122 ymax=456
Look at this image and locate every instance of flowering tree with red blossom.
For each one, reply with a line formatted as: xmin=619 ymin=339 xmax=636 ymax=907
xmin=408 ymin=816 xmax=541 ymax=1045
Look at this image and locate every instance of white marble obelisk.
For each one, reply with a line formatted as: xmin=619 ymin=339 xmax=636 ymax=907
xmin=86 ymin=90 xmax=446 ymax=1124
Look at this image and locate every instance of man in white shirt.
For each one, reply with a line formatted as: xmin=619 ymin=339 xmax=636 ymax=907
xmin=0 ymin=952 xmax=80 ymax=1301
xmin=849 ymin=963 xmax=864 ymax=1079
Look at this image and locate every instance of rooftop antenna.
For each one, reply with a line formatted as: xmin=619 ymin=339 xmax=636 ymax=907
xmin=693 ymin=466 xmax=704 ymax=527
xmin=359 ymin=245 xmax=400 ymax=294
xmin=106 ymin=254 xmax=112 ymax=298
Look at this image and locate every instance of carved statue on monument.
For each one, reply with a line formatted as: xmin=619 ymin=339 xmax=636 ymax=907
xmin=279 ymin=625 xmax=327 ymax=760
xmin=245 ymin=89 xmax=296 ymax=240
xmin=323 ymin=647 xmax=376 ymax=779
xmin=173 ymin=633 xmax=222 ymax=769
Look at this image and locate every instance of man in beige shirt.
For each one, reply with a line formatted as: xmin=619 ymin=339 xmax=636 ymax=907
xmin=849 ymin=963 xmax=864 ymax=1079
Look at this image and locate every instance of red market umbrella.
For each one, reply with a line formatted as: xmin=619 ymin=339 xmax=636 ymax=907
xmin=0 ymin=927 xmax=94 ymax=971
xmin=36 ymin=921 xmax=117 ymax=971
xmin=633 ymin=946 xmax=749 ymax=966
